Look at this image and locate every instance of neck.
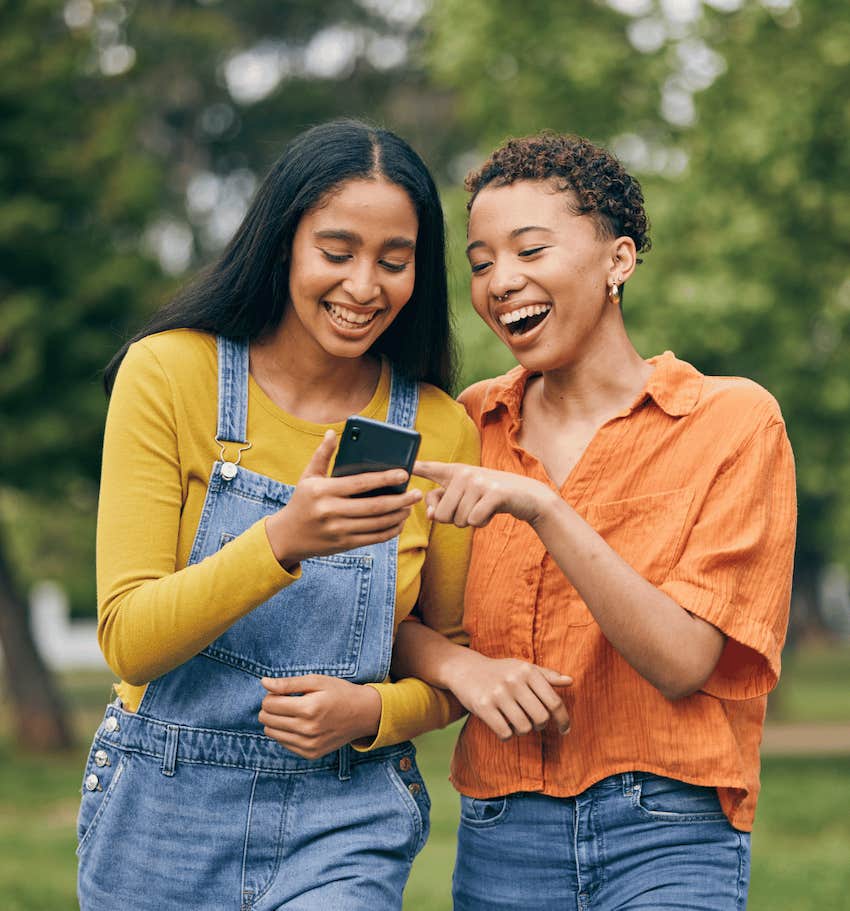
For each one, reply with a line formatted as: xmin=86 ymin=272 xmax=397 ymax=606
xmin=535 ymin=324 xmax=651 ymax=424
xmin=251 ymin=323 xmax=381 ymax=423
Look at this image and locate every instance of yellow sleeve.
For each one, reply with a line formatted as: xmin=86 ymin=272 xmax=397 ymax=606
xmin=96 ymin=341 xmax=298 ymax=685
xmin=356 ymin=410 xmax=480 ymax=749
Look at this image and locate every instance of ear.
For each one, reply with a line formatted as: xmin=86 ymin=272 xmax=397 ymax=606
xmin=609 ymin=236 xmax=637 ymax=286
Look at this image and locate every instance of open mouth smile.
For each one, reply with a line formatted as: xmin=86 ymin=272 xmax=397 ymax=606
xmin=323 ymin=301 xmax=381 ymax=331
xmin=498 ymin=303 xmax=552 ymax=336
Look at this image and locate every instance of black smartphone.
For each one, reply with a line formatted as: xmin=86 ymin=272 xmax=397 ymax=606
xmin=331 ymin=416 xmax=421 ymax=497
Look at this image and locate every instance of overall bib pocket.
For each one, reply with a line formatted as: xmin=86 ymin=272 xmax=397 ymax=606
xmin=204 ymin=532 xmax=374 ymax=678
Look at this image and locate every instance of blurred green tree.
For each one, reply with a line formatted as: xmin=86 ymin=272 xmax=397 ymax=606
xmin=427 ymin=0 xmax=850 ymax=633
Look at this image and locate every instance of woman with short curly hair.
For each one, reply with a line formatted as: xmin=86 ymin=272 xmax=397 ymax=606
xmin=394 ymin=132 xmax=796 ymax=909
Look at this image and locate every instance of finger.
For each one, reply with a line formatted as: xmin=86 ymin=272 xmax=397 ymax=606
xmin=425 ymin=488 xmax=444 ymax=519
xmin=332 ymin=469 xmax=411 ymax=497
xmin=432 ymin=479 xmax=466 ymax=525
xmin=327 ymin=508 xmax=414 ymax=537
xmin=466 ymin=496 xmax=500 ymax=528
xmin=452 ymin=485 xmax=486 ymax=529
xmin=537 ymin=667 xmax=573 ymax=687
xmin=511 ymin=688 xmax=554 ymax=731
xmin=263 ymin=727 xmax=324 ymax=757
xmin=495 ymin=699 xmax=536 ymax=737
xmin=330 ymin=489 xmax=422 ymax=517
xmin=413 ymin=460 xmax=456 ymax=487
xmin=261 ymin=674 xmax=328 ymax=695
xmin=476 ymin=706 xmax=514 ymax=742
xmin=527 ymin=675 xmax=571 ymax=734
xmin=259 ymin=706 xmax=317 ymax=730
xmin=301 ymin=430 xmax=338 ymax=479
xmin=342 ymin=520 xmax=409 ymax=548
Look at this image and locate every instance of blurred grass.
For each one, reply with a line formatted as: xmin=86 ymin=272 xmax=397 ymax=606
xmin=0 ymin=647 xmax=848 ymax=911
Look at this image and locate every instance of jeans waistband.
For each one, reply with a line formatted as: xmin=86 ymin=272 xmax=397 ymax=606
xmin=94 ymin=703 xmax=412 ymax=774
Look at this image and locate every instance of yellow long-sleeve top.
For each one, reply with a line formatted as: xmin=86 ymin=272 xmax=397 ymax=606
xmin=97 ymin=329 xmax=478 ymax=748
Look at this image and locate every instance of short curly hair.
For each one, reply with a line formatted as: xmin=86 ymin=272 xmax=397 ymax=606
xmin=465 ymin=132 xmax=651 ymax=260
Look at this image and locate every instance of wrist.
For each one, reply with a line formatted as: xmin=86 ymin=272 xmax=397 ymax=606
xmin=438 ymin=645 xmax=483 ymax=693
xmin=351 ymin=683 xmax=382 ymax=742
xmin=528 ymin=486 xmax=562 ymax=530
xmin=264 ymin=513 xmax=302 ymax=571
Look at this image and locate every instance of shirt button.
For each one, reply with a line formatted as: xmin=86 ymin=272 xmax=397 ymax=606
xmin=85 ymin=774 xmax=100 ymax=792
xmin=520 ymin=646 xmax=531 ymax=660
xmin=94 ymin=750 xmax=110 ymax=767
xmin=104 ymin=716 xmax=119 ymax=733
xmin=408 ymin=782 xmax=421 ymax=795
xmin=399 ymin=757 xmax=412 ymax=772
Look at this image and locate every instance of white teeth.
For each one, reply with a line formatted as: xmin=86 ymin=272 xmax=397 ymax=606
xmin=326 ymin=303 xmax=378 ymax=326
xmin=498 ymin=303 xmax=551 ymax=326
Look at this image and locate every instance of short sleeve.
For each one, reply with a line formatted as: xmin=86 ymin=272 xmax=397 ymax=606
xmin=660 ymin=421 xmax=796 ymax=700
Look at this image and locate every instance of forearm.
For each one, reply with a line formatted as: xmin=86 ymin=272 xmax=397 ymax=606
xmin=532 ymin=491 xmax=724 ymax=699
xmin=391 ymin=618 xmax=472 ymax=689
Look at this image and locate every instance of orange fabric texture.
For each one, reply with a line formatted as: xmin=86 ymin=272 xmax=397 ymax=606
xmin=451 ymin=352 xmax=796 ymax=832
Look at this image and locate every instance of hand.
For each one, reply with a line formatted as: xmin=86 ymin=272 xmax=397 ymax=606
xmin=259 ymin=674 xmax=382 ymax=759
xmin=266 ymin=429 xmax=422 ymax=569
xmin=443 ymin=649 xmax=573 ymax=741
xmin=413 ymin=461 xmax=557 ymax=528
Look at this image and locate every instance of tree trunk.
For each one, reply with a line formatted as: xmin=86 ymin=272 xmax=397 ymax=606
xmin=0 ymin=534 xmax=73 ymax=751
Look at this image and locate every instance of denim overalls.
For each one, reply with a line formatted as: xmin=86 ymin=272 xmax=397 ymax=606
xmin=77 ymin=337 xmax=431 ymax=911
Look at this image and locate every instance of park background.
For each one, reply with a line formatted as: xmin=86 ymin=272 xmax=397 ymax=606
xmin=1 ymin=0 xmax=849 ymax=908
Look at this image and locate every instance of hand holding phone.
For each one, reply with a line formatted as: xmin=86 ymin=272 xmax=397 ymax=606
xmin=331 ymin=416 xmax=421 ymax=497
xmin=265 ymin=426 xmax=422 ymax=569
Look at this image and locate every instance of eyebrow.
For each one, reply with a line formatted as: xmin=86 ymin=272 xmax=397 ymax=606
xmin=465 ymin=225 xmax=554 ymax=257
xmin=314 ymin=230 xmax=415 ymax=251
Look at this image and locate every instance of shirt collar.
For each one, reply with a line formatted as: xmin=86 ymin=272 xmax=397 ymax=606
xmin=480 ymin=351 xmax=704 ymax=420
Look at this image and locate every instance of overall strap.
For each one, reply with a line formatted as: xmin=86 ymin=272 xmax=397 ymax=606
xmin=385 ymin=367 xmax=419 ymax=430
xmin=216 ymin=336 xmax=250 ymax=444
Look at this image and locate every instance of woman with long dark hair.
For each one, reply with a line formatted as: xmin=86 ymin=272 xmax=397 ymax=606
xmin=77 ymin=120 xmax=482 ymax=910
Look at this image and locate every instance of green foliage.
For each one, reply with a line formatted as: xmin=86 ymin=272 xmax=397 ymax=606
xmin=428 ymin=0 xmax=850 ymax=580
xmin=0 ymin=0 xmax=467 ymax=613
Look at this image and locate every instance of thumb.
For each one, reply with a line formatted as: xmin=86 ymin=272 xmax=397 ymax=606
xmin=261 ymin=674 xmax=329 ymax=695
xmin=301 ymin=430 xmax=337 ymax=480
xmin=538 ymin=667 xmax=573 ymax=687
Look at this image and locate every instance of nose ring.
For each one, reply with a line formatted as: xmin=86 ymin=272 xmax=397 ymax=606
xmin=494 ymin=290 xmax=512 ymax=303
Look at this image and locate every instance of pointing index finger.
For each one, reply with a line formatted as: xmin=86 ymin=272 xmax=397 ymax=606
xmin=413 ymin=460 xmax=457 ymax=486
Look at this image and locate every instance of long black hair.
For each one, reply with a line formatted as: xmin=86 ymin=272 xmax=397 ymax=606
xmin=104 ymin=119 xmax=455 ymax=393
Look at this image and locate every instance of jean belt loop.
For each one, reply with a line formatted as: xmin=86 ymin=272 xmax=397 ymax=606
xmin=621 ymin=771 xmax=634 ymax=796
xmin=162 ymin=724 xmax=179 ymax=777
xmin=338 ymin=744 xmax=352 ymax=782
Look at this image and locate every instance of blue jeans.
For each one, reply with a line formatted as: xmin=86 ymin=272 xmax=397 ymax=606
xmin=453 ymin=773 xmax=751 ymax=910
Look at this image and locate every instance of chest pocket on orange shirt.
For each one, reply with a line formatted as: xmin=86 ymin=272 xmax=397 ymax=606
xmin=566 ymin=487 xmax=695 ymax=627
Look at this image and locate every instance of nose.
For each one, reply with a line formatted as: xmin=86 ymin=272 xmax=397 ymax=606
xmin=341 ymin=261 xmax=380 ymax=304
xmin=489 ymin=260 xmax=525 ymax=301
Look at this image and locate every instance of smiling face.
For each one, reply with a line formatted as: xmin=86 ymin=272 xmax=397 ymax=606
xmin=283 ymin=177 xmax=418 ymax=362
xmin=467 ymin=179 xmax=634 ymax=374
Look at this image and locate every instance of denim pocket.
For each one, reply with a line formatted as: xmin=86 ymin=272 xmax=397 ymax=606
xmin=384 ymin=752 xmax=431 ymax=860
xmin=203 ymin=546 xmax=374 ymax=678
xmin=76 ymin=746 xmax=131 ymax=856
xmin=632 ymin=774 xmax=727 ymax=823
xmin=459 ymin=794 xmax=510 ymax=828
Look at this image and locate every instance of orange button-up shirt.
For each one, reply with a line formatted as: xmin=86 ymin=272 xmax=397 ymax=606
xmin=451 ymin=352 xmax=796 ymax=831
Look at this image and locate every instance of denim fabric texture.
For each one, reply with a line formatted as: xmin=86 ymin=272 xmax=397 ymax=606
xmin=78 ymin=337 xmax=429 ymax=910
xmin=453 ymin=773 xmax=750 ymax=911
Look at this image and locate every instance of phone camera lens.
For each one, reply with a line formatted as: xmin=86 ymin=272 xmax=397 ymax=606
xmin=351 ymin=427 xmax=360 ymax=441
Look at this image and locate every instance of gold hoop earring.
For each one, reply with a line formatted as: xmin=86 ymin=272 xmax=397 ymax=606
xmin=608 ymin=281 xmax=621 ymax=304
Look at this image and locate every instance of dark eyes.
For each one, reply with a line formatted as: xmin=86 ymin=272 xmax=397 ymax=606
xmin=321 ymin=250 xmax=409 ymax=273
xmin=469 ymin=245 xmax=550 ymax=273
